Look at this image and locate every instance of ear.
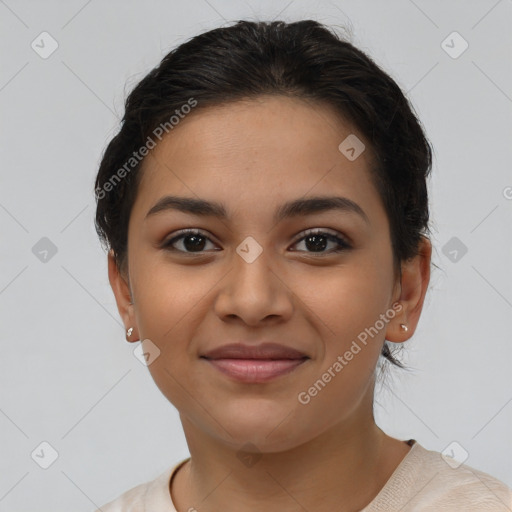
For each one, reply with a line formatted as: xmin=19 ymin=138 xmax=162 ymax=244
xmin=107 ymin=250 xmax=139 ymax=342
xmin=386 ymin=236 xmax=432 ymax=343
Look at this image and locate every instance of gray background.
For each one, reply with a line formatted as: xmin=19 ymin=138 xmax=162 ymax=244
xmin=1 ymin=0 xmax=511 ymax=510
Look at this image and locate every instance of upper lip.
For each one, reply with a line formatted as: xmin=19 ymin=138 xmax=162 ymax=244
xmin=201 ymin=343 xmax=308 ymax=360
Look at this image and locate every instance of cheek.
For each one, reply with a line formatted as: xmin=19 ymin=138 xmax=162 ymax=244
xmin=131 ymin=261 xmax=211 ymax=409
xmin=296 ymin=262 xmax=393 ymax=399
xmin=132 ymin=256 xmax=210 ymax=336
xmin=296 ymin=259 xmax=392 ymax=338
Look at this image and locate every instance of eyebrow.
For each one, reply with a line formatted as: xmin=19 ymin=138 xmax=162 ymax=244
xmin=145 ymin=195 xmax=370 ymax=225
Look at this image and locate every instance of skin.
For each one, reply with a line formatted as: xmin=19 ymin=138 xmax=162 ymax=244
xmin=108 ymin=95 xmax=431 ymax=512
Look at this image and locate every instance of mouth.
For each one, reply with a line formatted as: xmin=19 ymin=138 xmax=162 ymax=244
xmin=200 ymin=342 xmax=309 ymax=383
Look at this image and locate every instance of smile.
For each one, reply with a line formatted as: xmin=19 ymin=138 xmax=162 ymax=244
xmin=202 ymin=357 xmax=309 ymax=383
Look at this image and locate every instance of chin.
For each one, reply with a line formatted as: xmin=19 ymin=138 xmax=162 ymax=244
xmin=209 ymin=400 xmax=312 ymax=453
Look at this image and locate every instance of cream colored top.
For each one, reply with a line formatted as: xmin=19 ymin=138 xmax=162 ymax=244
xmin=95 ymin=440 xmax=512 ymax=511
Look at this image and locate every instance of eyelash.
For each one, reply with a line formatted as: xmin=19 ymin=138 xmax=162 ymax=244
xmin=161 ymin=228 xmax=351 ymax=256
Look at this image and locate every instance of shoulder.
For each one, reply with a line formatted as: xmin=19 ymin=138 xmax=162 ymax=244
xmin=94 ymin=459 xmax=188 ymax=512
xmin=94 ymin=479 xmax=149 ymax=512
xmin=398 ymin=442 xmax=512 ymax=511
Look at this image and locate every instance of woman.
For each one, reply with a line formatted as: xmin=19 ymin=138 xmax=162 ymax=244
xmin=94 ymin=19 xmax=512 ymax=511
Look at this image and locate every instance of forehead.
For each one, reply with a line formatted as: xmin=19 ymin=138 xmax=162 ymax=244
xmin=132 ymin=95 xmax=385 ymax=227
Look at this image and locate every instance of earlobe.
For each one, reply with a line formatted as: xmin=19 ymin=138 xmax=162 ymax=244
xmin=385 ymin=303 xmax=410 ymax=343
xmin=126 ymin=326 xmax=138 ymax=342
xmin=107 ymin=250 xmax=140 ymax=342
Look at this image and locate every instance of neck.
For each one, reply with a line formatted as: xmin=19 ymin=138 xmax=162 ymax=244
xmin=171 ymin=411 xmax=411 ymax=512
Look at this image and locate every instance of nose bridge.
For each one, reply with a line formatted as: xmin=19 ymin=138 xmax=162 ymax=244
xmin=214 ymin=236 xmax=293 ymax=323
xmin=232 ymin=236 xmax=276 ymax=300
xmin=235 ymin=237 xmax=273 ymax=290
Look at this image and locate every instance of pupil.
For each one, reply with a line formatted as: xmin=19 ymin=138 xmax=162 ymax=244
xmin=306 ymin=234 xmax=327 ymax=252
xmin=184 ymin=234 xmax=206 ymax=251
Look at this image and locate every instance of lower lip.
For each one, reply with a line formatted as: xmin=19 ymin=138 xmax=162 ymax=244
xmin=203 ymin=358 xmax=307 ymax=383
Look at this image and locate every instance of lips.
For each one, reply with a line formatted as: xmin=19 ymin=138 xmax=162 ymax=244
xmin=201 ymin=342 xmax=308 ymax=360
xmin=201 ymin=343 xmax=309 ymax=383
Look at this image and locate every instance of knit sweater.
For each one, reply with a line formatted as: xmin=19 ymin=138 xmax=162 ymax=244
xmin=95 ymin=440 xmax=512 ymax=511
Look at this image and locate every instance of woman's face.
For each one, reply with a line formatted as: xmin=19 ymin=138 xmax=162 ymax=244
xmin=113 ymin=95 xmax=407 ymax=452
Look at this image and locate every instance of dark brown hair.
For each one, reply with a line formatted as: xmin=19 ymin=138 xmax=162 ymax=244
xmin=94 ymin=19 xmax=433 ymax=369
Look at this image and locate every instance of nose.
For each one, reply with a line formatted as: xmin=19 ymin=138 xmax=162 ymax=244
xmin=213 ymin=244 xmax=294 ymax=326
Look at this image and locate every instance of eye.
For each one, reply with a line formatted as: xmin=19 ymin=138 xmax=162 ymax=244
xmin=290 ymin=229 xmax=351 ymax=255
xmin=161 ymin=229 xmax=218 ymax=254
xmin=161 ymin=228 xmax=351 ymax=256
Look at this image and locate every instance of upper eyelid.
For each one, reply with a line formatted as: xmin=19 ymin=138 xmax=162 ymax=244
xmin=297 ymin=227 xmax=347 ymax=240
xmin=164 ymin=228 xmax=218 ymax=246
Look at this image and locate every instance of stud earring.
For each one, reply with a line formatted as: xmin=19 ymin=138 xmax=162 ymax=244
xmin=126 ymin=327 xmax=134 ymax=337
xmin=400 ymin=323 xmax=408 ymax=332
